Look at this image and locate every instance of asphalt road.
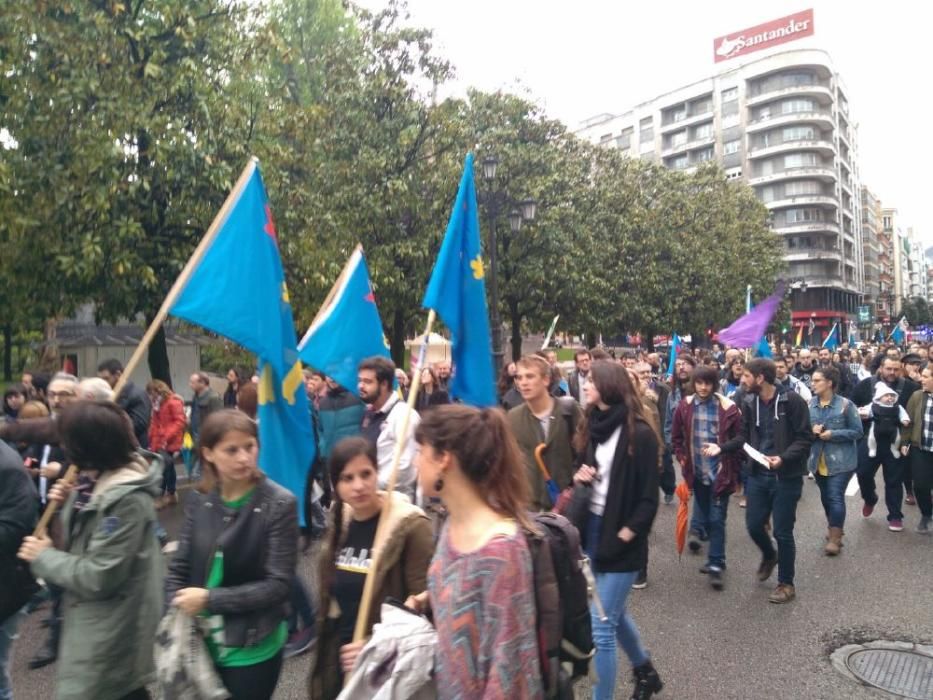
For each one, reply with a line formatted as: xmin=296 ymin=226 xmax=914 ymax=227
xmin=9 ymin=472 xmax=932 ymax=700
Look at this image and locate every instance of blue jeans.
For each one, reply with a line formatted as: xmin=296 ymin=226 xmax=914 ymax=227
xmin=815 ymin=470 xmax=854 ymax=528
xmin=0 ymin=607 xmax=26 ymax=700
xmin=584 ymin=514 xmax=650 ymax=700
xmin=591 ymin=571 xmax=650 ymax=700
xmin=856 ymin=438 xmax=904 ymax=521
xmin=745 ymin=473 xmax=803 ymax=586
xmin=692 ymin=480 xmax=729 ymax=569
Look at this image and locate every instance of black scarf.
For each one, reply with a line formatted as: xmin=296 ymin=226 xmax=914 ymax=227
xmin=587 ymin=402 xmax=628 ymax=446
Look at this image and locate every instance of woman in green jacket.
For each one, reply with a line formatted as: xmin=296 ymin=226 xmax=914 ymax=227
xmin=18 ymin=401 xmax=162 ymax=700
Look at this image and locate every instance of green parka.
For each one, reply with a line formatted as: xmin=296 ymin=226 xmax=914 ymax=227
xmin=30 ymin=453 xmax=163 ymax=700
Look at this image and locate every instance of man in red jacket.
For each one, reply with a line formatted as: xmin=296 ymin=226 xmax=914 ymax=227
xmin=671 ymin=365 xmax=742 ymax=590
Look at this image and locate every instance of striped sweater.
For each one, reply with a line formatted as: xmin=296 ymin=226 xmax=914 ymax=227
xmin=428 ymin=525 xmax=543 ymax=699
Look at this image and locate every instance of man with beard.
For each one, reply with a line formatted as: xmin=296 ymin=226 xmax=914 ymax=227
xmin=358 ymin=357 xmax=420 ymax=498
xmin=721 ymin=359 xmax=813 ymax=604
xmin=816 ymin=347 xmax=853 ymax=398
xmin=852 ymin=355 xmax=919 ymax=530
xmin=791 ymin=349 xmax=818 ymax=392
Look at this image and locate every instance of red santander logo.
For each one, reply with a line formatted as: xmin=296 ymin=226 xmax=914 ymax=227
xmin=713 ymin=9 xmax=814 ymax=63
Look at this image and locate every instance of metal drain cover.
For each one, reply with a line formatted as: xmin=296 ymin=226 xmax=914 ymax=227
xmin=834 ymin=643 xmax=933 ymax=699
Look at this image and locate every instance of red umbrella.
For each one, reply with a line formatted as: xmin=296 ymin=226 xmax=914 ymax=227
xmin=675 ymin=480 xmax=691 ymax=557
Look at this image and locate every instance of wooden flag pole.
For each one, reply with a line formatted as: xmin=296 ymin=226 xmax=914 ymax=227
xmin=33 ymin=465 xmax=78 ymax=537
xmin=349 ymin=309 xmax=436 ymax=650
xmin=111 ymin=157 xmax=260 ymax=398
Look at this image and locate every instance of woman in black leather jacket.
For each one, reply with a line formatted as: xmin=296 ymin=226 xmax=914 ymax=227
xmin=166 ymin=410 xmax=298 ymax=700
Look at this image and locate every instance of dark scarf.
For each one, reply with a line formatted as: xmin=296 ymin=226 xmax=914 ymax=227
xmin=587 ymin=402 xmax=628 ymax=446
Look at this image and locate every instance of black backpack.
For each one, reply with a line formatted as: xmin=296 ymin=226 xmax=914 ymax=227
xmin=525 ymin=511 xmax=594 ymax=699
xmin=872 ymin=402 xmax=901 ymax=441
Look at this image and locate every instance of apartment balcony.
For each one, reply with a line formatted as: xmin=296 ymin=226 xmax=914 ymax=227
xmin=784 ymin=248 xmax=843 ymax=263
xmin=748 ymin=165 xmax=837 ymax=186
xmin=747 ymin=138 xmax=836 ymax=160
xmin=765 ymin=194 xmax=839 ymax=210
xmin=660 ymin=141 xmax=689 ymax=158
xmin=746 ymin=110 xmax=834 ymax=133
xmin=745 ymin=83 xmax=834 ymax=108
xmin=659 ymin=110 xmax=714 ymax=133
xmin=773 ymin=220 xmax=840 ymax=235
xmin=660 ymin=133 xmax=715 ymax=158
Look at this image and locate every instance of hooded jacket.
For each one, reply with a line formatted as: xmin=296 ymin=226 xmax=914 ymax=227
xmin=721 ymin=384 xmax=813 ymax=479
xmin=29 ymin=453 xmax=163 ymax=700
xmin=316 ymin=387 xmax=366 ymax=460
xmin=310 ymin=491 xmax=434 ymax=700
xmin=671 ymin=393 xmax=743 ymax=496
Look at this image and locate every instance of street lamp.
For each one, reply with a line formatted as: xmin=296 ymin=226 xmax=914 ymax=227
xmin=479 ymin=154 xmax=537 ymax=369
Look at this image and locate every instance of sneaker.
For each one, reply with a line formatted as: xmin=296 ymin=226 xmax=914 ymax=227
xmin=862 ymin=502 xmax=874 ymax=518
xmin=905 ymin=493 xmax=916 ymax=506
xmin=888 ymin=519 xmax=904 ymax=532
xmin=768 ymin=583 xmax=796 ymax=604
xmin=806 ymin=472 xmax=815 ymax=480
xmin=756 ymin=555 xmax=778 ymax=582
xmin=632 ymin=570 xmax=648 ymax=589
xmin=917 ymin=517 xmax=932 ymax=534
xmin=283 ymin=627 xmax=316 ymax=659
xmin=739 ymin=497 xmax=747 ymax=508
xmin=708 ymin=567 xmax=724 ymax=590
xmin=687 ymin=531 xmax=703 ymax=553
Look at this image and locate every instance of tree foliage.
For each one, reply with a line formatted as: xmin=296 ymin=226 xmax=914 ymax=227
xmin=1 ymin=0 xmax=787 ymax=379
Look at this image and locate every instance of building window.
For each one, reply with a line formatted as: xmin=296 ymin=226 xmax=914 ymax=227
xmin=670 ymin=155 xmax=688 ymax=170
xmin=785 ymin=208 xmax=824 ymax=223
xmin=694 ymin=147 xmax=714 ymax=163
xmin=782 ymin=125 xmax=816 ymax=142
xmin=671 ymin=107 xmax=687 ymax=122
xmin=692 ymin=122 xmax=712 ymax=140
xmin=616 ymin=127 xmax=633 ymax=150
xmin=721 ymin=87 xmax=738 ymax=102
xmin=670 ymin=130 xmax=687 ymax=147
xmin=784 ymin=152 xmax=819 ymax=169
xmin=725 ymin=167 xmax=742 ymax=180
xmin=784 ymin=180 xmax=822 ymax=197
xmin=723 ymin=139 xmax=740 ymax=155
xmin=780 ymin=98 xmax=816 ymax=114
xmin=691 ymin=98 xmax=712 ymax=115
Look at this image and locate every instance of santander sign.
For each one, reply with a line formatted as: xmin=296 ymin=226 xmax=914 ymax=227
xmin=714 ymin=9 xmax=814 ymax=63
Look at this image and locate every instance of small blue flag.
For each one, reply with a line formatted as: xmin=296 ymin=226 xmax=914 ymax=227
xmin=298 ymin=246 xmax=391 ymax=396
xmin=755 ymin=337 xmax=773 ymax=358
xmin=666 ymin=333 xmax=682 ymax=377
xmin=422 ymin=153 xmax=496 ymax=407
xmin=823 ymin=322 xmax=839 ymax=350
xmin=170 ymin=161 xmax=315 ymax=524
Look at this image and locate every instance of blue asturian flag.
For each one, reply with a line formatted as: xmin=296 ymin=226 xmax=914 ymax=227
xmin=823 ymin=322 xmax=839 ymax=350
xmin=422 ymin=154 xmax=496 ymax=407
xmin=666 ymin=333 xmax=682 ymax=377
xmin=170 ymin=161 xmax=315 ymax=524
xmin=298 ymin=246 xmax=391 ymax=396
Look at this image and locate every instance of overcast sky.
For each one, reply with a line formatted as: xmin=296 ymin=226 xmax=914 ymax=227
xmin=359 ymin=0 xmax=932 ymax=244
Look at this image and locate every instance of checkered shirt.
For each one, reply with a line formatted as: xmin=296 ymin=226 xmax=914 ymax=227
xmin=692 ymin=395 xmax=720 ymax=482
xmin=922 ymin=393 xmax=933 ymax=452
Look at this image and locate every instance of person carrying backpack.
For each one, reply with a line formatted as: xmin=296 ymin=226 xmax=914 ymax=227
xmin=570 ymin=361 xmax=663 ymax=700
xmin=407 ymin=404 xmax=543 ymax=699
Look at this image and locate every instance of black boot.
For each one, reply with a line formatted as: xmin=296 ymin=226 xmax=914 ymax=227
xmin=28 ymin=615 xmax=60 ymax=670
xmin=630 ymin=660 xmax=663 ymax=700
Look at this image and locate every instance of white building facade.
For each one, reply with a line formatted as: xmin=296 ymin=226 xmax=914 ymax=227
xmin=577 ymin=48 xmax=861 ymax=343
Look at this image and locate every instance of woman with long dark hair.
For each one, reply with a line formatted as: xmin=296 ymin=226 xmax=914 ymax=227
xmin=309 ymin=437 xmax=433 ymax=699
xmin=415 ymin=367 xmax=450 ymax=412
xmin=409 ymin=405 xmax=543 ymax=699
xmin=166 ymin=410 xmax=297 ymax=700
xmin=572 ymin=361 xmax=663 ymax=700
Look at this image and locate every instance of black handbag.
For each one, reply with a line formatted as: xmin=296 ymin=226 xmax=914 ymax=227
xmin=0 ymin=555 xmax=40 ymax=624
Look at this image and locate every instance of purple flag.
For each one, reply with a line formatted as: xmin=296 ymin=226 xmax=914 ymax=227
xmin=717 ymin=283 xmax=785 ymax=348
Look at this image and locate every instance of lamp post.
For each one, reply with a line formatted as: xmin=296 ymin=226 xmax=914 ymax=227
xmin=480 ymin=155 xmax=537 ymax=369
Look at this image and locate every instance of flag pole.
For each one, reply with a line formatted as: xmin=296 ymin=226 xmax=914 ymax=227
xmin=350 ymin=308 xmax=436 ymax=648
xmin=541 ymin=314 xmax=560 ymax=350
xmin=111 ymin=158 xmax=259 ymax=398
xmin=301 ymin=243 xmax=363 ymax=342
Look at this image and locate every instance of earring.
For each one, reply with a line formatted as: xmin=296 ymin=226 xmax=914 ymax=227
xmin=434 ymin=478 xmax=444 ymax=492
